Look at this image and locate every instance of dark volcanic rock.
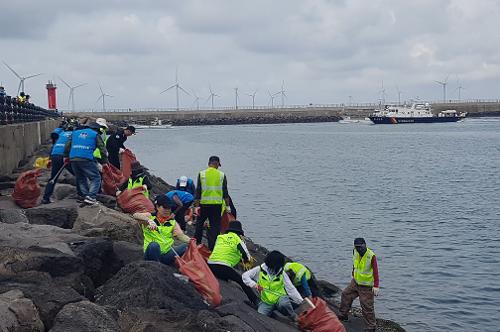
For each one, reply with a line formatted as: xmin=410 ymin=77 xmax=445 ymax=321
xmin=0 ymin=289 xmax=44 ymax=332
xmin=96 ymin=261 xmax=207 ymax=311
xmin=50 ymin=300 xmax=119 ymax=332
xmin=25 ymin=200 xmax=78 ymax=229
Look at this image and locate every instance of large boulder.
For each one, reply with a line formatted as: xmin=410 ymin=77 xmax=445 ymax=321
xmin=50 ymin=301 xmax=119 ymax=332
xmin=25 ymin=200 xmax=78 ymax=229
xmin=0 ymin=289 xmax=44 ymax=332
xmin=73 ymin=204 xmax=142 ymax=243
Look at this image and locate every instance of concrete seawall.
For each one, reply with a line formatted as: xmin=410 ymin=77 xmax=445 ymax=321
xmin=0 ymin=120 xmax=59 ymax=175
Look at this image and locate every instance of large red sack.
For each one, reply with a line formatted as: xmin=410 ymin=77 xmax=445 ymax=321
xmin=12 ymin=169 xmax=42 ymax=208
xmin=121 ymin=149 xmax=136 ymax=179
xmin=101 ymin=163 xmax=127 ymax=196
xmin=176 ymin=239 xmax=222 ymax=307
xmin=298 ymin=297 xmax=346 ymax=332
xmin=116 ymin=187 xmax=155 ymax=214
xmin=197 ymin=243 xmax=211 ymax=262
xmin=221 ymin=212 xmax=236 ymax=234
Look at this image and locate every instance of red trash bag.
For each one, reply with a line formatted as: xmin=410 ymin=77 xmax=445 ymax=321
xmin=116 ymin=187 xmax=155 ymax=214
xmin=298 ymin=297 xmax=346 ymax=332
xmin=221 ymin=212 xmax=236 ymax=234
xmin=12 ymin=169 xmax=42 ymax=208
xmin=101 ymin=163 xmax=127 ymax=196
xmin=197 ymin=243 xmax=211 ymax=262
xmin=176 ymin=239 xmax=222 ymax=307
xmin=121 ymin=149 xmax=137 ymax=179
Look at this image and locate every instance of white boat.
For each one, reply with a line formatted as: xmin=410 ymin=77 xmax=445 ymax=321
xmin=339 ymin=116 xmax=360 ymax=124
xmin=132 ymin=118 xmax=173 ymax=129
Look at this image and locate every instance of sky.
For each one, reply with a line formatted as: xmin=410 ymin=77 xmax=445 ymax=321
xmin=1 ymin=0 xmax=499 ymax=111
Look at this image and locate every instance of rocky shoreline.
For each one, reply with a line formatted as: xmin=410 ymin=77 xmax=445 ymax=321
xmin=0 ymin=142 xmax=405 ymax=332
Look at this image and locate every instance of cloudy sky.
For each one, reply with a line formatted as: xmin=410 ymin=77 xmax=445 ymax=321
xmin=1 ymin=0 xmax=499 ymax=110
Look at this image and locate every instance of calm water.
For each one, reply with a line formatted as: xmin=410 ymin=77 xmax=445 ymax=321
xmin=129 ymin=118 xmax=500 ymax=332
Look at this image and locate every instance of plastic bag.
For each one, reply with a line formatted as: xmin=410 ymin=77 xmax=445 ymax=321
xmin=12 ymin=169 xmax=42 ymax=208
xmin=116 ymin=187 xmax=155 ymax=214
xmin=197 ymin=243 xmax=211 ymax=262
xmin=121 ymin=149 xmax=137 ymax=179
xmin=176 ymin=239 xmax=222 ymax=307
xmin=221 ymin=212 xmax=236 ymax=234
xmin=298 ymin=297 xmax=346 ymax=332
xmin=33 ymin=157 xmax=50 ymax=169
xmin=101 ymin=163 xmax=127 ymax=196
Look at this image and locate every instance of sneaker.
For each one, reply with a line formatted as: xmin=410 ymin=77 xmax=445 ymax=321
xmin=83 ymin=196 xmax=98 ymax=205
xmin=337 ymin=314 xmax=348 ymax=322
xmin=41 ymin=198 xmax=52 ymax=204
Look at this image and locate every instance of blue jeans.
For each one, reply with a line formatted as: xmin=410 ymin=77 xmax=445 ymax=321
xmin=144 ymin=242 xmax=187 ymax=265
xmin=257 ymin=296 xmax=296 ymax=318
xmin=71 ymin=160 xmax=101 ymax=199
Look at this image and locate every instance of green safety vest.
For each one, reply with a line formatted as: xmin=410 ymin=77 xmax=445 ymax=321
xmin=93 ymin=133 xmax=108 ymax=159
xmin=142 ymin=216 xmax=176 ymax=254
xmin=200 ymin=167 xmax=224 ymax=205
xmin=353 ymin=248 xmax=375 ymax=286
xmin=284 ymin=262 xmax=311 ymax=286
xmin=258 ymin=266 xmax=287 ymax=305
xmin=127 ymin=177 xmax=149 ymax=198
xmin=209 ymin=232 xmax=242 ymax=267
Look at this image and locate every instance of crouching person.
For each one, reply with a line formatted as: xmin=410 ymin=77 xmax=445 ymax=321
xmin=138 ymin=195 xmax=190 ymax=265
xmin=207 ymin=221 xmax=259 ymax=305
xmin=242 ymin=250 xmax=303 ymax=321
xmin=284 ymin=261 xmax=321 ymax=299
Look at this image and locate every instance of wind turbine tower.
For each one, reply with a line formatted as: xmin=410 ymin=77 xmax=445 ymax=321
xmin=206 ymin=85 xmax=219 ymax=110
xmin=434 ymin=76 xmax=449 ymax=102
xmin=275 ymin=80 xmax=286 ymax=107
xmin=160 ymin=68 xmax=190 ymax=111
xmin=3 ymin=61 xmax=43 ymax=94
xmin=96 ymin=82 xmax=113 ymax=111
xmin=191 ymin=90 xmax=201 ymax=110
xmin=268 ymin=90 xmax=277 ymax=108
xmin=59 ymin=77 xmax=86 ymax=111
xmin=246 ymin=90 xmax=257 ymax=109
xmin=234 ymin=87 xmax=239 ymax=110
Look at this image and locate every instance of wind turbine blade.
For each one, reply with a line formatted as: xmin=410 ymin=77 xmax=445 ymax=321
xmin=3 ymin=61 xmax=21 ymax=79
xmin=178 ymin=85 xmax=191 ymax=96
xmin=444 ymin=75 xmax=449 ymax=83
xmin=25 ymin=73 xmax=42 ymax=79
xmin=58 ymin=76 xmax=71 ymax=88
xmin=205 ymin=95 xmax=212 ymax=103
xmin=105 ymin=94 xmax=114 ymax=97
xmin=160 ymin=85 xmax=176 ymax=94
xmin=434 ymin=80 xmax=444 ymax=85
xmin=98 ymin=82 xmax=104 ymax=95
xmin=74 ymin=83 xmax=87 ymax=89
xmin=96 ymin=96 xmax=103 ymax=103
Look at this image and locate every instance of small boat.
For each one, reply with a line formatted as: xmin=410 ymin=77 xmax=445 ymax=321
xmin=369 ymin=103 xmax=467 ymax=124
xmin=131 ymin=118 xmax=173 ymax=129
xmin=339 ymin=116 xmax=360 ymax=124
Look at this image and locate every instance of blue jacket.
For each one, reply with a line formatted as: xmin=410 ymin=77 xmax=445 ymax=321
xmin=51 ymin=130 xmax=72 ymax=156
xmin=69 ymin=128 xmax=98 ymax=160
xmin=166 ymin=190 xmax=194 ymax=206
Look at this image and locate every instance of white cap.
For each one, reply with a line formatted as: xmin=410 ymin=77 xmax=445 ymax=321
xmin=95 ymin=118 xmax=108 ymax=128
xmin=179 ymin=176 xmax=188 ymax=186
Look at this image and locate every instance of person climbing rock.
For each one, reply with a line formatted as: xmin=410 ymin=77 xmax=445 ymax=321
xmin=117 ymin=161 xmax=152 ymax=197
xmin=106 ymin=125 xmax=135 ymax=169
xmin=284 ymin=261 xmax=321 ymax=299
xmin=165 ymin=189 xmax=194 ymax=231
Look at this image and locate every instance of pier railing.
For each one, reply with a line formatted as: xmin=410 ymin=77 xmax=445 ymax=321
xmin=0 ymin=95 xmax=60 ymax=125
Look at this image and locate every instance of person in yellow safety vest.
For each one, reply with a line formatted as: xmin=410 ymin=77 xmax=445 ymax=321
xmin=17 ymin=92 xmax=26 ymax=103
xmin=117 ymin=161 xmax=151 ymax=197
xmin=136 ymin=195 xmax=191 ymax=265
xmin=338 ymin=238 xmax=380 ymax=332
xmin=194 ymin=156 xmax=230 ymax=250
xmin=242 ymin=251 xmax=304 ymax=321
xmin=207 ymin=221 xmax=259 ymax=305
xmin=93 ymin=118 xmax=109 ymax=162
xmin=284 ymin=261 xmax=321 ymax=299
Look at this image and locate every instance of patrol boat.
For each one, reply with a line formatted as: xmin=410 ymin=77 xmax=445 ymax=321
xmin=132 ymin=118 xmax=173 ymax=129
xmin=369 ymin=103 xmax=467 ymax=124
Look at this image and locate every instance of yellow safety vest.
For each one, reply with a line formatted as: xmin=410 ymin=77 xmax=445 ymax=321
xmin=284 ymin=262 xmax=311 ymax=286
xmin=142 ymin=217 xmax=176 ymax=254
xmin=258 ymin=266 xmax=287 ymax=305
xmin=353 ymin=248 xmax=375 ymax=286
xmin=93 ymin=132 xmax=108 ymax=159
xmin=127 ymin=177 xmax=149 ymax=198
xmin=209 ymin=232 xmax=242 ymax=267
xmin=200 ymin=167 xmax=224 ymax=205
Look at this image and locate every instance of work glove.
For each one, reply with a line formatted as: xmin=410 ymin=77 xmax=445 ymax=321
xmin=372 ymin=287 xmax=380 ymax=296
xmin=63 ymin=158 xmax=70 ymax=165
xmin=115 ymin=190 xmax=122 ymax=196
xmin=255 ymin=284 xmax=264 ymax=292
xmin=142 ymin=185 xmax=148 ymax=191
xmin=147 ymin=220 xmax=157 ymax=231
xmin=119 ymin=148 xmax=125 ymax=154
xmin=96 ymin=163 xmax=103 ymax=173
xmin=225 ymin=206 xmax=232 ymax=214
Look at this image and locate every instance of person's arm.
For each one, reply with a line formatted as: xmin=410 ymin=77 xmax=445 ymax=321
xmin=194 ymin=173 xmax=202 ymax=201
xmin=50 ymin=132 xmax=59 ymax=145
xmin=372 ymin=255 xmax=379 ymax=288
xmin=300 ymin=274 xmax=312 ymax=298
xmin=222 ymin=175 xmax=229 ymax=199
xmin=283 ymin=273 xmax=304 ymax=304
xmin=95 ymin=135 xmax=108 ymax=164
xmin=143 ymin=176 xmax=153 ymax=191
xmin=172 ymin=194 xmax=184 ymax=214
xmin=118 ymin=179 xmax=129 ymax=192
xmin=63 ymin=136 xmax=72 ymax=158
xmin=173 ymin=223 xmax=190 ymax=243
xmin=242 ymin=266 xmax=260 ymax=288
xmin=237 ymin=240 xmax=251 ymax=262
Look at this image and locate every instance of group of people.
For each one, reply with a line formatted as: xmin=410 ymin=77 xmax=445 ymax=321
xmin=45 ymin=117 xmax=380 ymax=331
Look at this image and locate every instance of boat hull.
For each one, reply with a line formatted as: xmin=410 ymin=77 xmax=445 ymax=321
xmin=369 ymin=116 xmax=464 ymax=124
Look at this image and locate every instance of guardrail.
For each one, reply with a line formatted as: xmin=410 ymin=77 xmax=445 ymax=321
xmin=0 ymin=95 xmax=60 ymax=125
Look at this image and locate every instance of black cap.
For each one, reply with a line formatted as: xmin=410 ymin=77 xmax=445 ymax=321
xmin=209 ymin=156 xmax=221 ymax=165
xmin=126 ymin=125 xmax=136 ymax=133
xmin=154 ymin=195 xmax=173 ymax=209
xmin=226 ymin=220 xmax=244 ymax=236
xmin=354 ymin=238 xmax=366 ymax=246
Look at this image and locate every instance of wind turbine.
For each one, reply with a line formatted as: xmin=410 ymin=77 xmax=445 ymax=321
xmin=455 ymin=78 xmax=465 ymax=101
xmin=3 ymin=61 xmax=43 ymax=95
xmin=395 ymin=85 xmax=403 ymax=105
xmin=59 ymin=77 xmax=86 ymax=111
xmin=434 ymin=75 xmax=449 ymax=102
xmin=234 ymin=87 xmax=240 ymax=110
xmin=275 ymin=80 xmax=286 ymax=107
xmin=378 ymin=80 xmax=386 ymax=105
xmin=191 ymin=90 xmax=201 ymax=110
xmin=96 ymin=82 xmax=113 ymax=111
xmin=268 ymin=90 xmax=277 ymax=108
xmin=246 ymin=90 xmax=257 ymax=109
xmin=160 ymin=68 xmax=190 ymax=111
xmin=206 ymin=85 xmax=220 ymax=109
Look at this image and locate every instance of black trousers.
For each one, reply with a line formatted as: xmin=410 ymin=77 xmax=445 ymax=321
xmin=174 ymin=204 xmax=192 ymax=231
xmin=209 ymin=263 xmax=258 ymax=304
xmin=195 ymin=204 xmax=222 ymax=250
xmin=108 ymin=150 xmax=120 ymax=169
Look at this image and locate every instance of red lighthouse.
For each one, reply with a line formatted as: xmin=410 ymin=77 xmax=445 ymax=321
xmin=46 ymin=81 xmax=57 ymax=110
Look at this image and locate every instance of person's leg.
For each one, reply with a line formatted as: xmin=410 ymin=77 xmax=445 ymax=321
xmin=195 ymin=205 xmax=209 ymax=244
xmin=299 ymin=275 xmax=312 ymax=298
xmin=276 ymin=296 xmax=297 ymax=319
xmin=209 ymin=264 xmax=258 ymax=304
xmin=339 ymin=279 xmax=359 ymax=317
xmin=207 ymin=204 xmax=222 ymax=250
xmin=159 ymin=243 xmax=188 ymax=265
xmin=358 ymin=285 xmax=376 ymax=332
xmin=144 ymin=242 xmax=161 ymax=261
xmin=71 ymin=161 xmax=89 ymax=198
xmin=80 ymin=161 xmax=101 ymax=199
xmin=175 ymin=205 xmax=188 ymax=231
xmin=257 ymin=302 xmax=275 ymax=316
xmin=309 ymin=276 xmax=323 ymax=298
xmin=42 ymin=155 xmax=64 ymax=201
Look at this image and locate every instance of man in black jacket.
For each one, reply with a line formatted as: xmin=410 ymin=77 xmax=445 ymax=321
xmin=106 ymin=125 xmax=135 ymax=169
